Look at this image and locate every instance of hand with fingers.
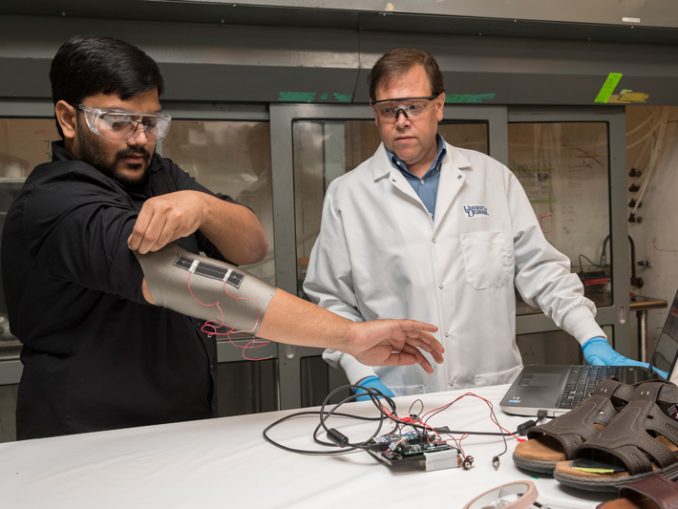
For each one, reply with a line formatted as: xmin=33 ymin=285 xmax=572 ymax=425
xmin=343 ymin=320 xmax=443 ymax=372
xmin=583 ymin=337 xmax=669 ymax=378
xmin=128 ymin=190 xmax=208 ymax=254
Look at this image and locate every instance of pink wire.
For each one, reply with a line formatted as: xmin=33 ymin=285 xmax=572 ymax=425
xmin=186 ymin=270 xmax=271 ymax=361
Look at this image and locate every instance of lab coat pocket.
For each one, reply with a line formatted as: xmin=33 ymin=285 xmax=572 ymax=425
xmin=460 ymin=231 xmax=511 ymax=289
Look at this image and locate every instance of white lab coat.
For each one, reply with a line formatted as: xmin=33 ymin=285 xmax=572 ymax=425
xmin=303 ymin=142 xmax=605 ymax=394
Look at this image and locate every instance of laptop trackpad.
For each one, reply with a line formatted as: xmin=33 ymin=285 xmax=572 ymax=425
xmin=524 ymin=373 xmax=563 ymax=386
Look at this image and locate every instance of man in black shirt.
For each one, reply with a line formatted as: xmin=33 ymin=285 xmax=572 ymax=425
xmin=2 ymin=36 xmax=443 ymax=439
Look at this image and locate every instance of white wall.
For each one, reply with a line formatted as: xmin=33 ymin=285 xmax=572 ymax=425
xmin=626 ymin=106 xmax=678 ymax=355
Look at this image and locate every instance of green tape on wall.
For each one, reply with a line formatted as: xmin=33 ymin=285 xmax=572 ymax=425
xmin=445 ymin=93 xmax=496 ymax=103
xmin=332 ymin=92 xmax=352 ymax=103
xmin=277 ymin=91 xmax=317 ymax=102
xmin=594 ymin=73 xmax=623 ymax=103
xmin=277 ymin=91 xmax=353 ymax=103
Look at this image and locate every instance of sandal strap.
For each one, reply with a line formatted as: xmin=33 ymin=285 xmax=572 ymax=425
xmin=575 ymin=381 xmax=678 ymax=475
xmin=526 ymin=379 xmax=633 ymax=457
xmin=619 ymin=474 xmax=678 ymax=509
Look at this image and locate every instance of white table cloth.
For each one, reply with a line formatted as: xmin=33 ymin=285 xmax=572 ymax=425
xmin=0 ymin=385 xmax=615 ymax=508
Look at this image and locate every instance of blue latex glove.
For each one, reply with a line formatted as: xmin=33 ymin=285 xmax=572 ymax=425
xmin=582 ymin=337 xmax=669 ymax=379
xmin=353 ymin=376 xmax=396 ymax=401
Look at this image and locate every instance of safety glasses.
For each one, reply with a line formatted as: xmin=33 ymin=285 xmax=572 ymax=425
xmin=76 ymin=104 xmax=172 ymax=143
xmin=370 ymin=94 xmax=440 ymax=121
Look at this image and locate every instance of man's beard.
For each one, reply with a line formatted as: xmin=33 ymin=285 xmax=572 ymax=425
xmin=77 ymin=125 xmax=152 ymax=186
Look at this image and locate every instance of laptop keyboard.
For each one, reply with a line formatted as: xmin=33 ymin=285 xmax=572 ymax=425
xmin=557 ymin=366 xmax=627 ymax=409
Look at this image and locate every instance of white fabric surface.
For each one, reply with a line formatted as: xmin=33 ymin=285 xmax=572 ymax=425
xmin=305 ymin=143 xmax=605 ymax=393
xmin=0 ymin=385 xmax=614 ymax=508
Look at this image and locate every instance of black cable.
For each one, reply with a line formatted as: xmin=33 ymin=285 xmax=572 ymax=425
xmin=263 ymin=384 xmax=525 ymax=462
xmin=408 ymin=398 xmax=424 ymax=418
xmin=263 ymin=410 xmax=384 ymax=455
xmin=313 ymin=388 xmax=398 ymax=450
xmin=601 ymin=234 xmax=641 ymax=287
xmin=578 ymin=253 xmax=607 ymax=272
xmin=317 ymin=385 xmax=401 ymax=449
xmin=264 ymin=383 xmax=401 ymax=455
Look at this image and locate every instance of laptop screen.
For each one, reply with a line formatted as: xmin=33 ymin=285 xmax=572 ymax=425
xmin=650 ymin=291 xmax=678 ymax=382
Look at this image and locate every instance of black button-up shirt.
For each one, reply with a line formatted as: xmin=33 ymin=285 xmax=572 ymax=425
xmin=2 ymin=142 xmax=230 ymax=439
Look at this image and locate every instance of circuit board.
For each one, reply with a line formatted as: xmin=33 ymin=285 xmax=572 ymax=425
xmin=367 ymin=431 xmax=468 ymax=471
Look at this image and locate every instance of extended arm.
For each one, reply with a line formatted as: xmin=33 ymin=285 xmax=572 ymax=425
xmin=256 ymin=289 xmax=441 ymax=369
xmin=138 ymin=244 xmax=443 ymax=369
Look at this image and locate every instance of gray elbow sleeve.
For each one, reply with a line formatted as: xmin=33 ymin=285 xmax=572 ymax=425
xmin=135 ymin=243 xmax=275 ymax=334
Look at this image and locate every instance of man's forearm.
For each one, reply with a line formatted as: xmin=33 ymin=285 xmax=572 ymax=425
xmin=200 ymin=194 xmax=268 ymax=265
xmin=257 ymin=289 xmax=442 ymax=370
xmin=257 ymin=289 xmax=352 ymax=350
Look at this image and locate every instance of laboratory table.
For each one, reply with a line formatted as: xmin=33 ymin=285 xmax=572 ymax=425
xmin=0 ymin=385 xmax=616 ymax=508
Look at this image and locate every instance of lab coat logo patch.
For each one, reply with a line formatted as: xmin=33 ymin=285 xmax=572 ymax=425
xmin=463 ymin=205 xmax=489 ymax=218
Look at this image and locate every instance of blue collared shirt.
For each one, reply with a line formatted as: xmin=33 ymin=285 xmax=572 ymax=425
xmin=385 ymin=135 xmax=447 ymax=219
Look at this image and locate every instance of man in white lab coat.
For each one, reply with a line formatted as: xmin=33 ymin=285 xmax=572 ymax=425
xmin=303 ymin=48 xmax=648 ymax=397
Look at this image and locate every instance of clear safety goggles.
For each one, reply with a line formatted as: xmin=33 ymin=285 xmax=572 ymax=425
xmin=370 ymin=94 xmax=440 ymax=121
xmin=77 ymin=104 xmax=172 ymax=143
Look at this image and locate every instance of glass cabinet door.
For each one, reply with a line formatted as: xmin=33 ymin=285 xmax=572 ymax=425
xmin=0 ymin=114 xmax=58 ymax=443
xmin=508 ymin=121 xmax=612 ymax=314
xmin=0 ymin=117 xmax=58 ymax=356
xmin=509 ymin=109 xmax=631 ymax=359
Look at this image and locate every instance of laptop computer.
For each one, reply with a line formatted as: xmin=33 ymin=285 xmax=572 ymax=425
xmin=500 ymin=289 xmax=678 ymax=417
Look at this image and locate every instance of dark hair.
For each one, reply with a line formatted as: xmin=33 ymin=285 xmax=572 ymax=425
xmin=50 ymin=35 xmax=164 ymax=137
xmin=368 ymin=48 xmax=444 ymax=101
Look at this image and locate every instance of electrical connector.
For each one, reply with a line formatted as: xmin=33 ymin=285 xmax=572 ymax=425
xmin=327 ymin=428 xmax=349 ymax=447
xmin=516 ymin=419 xmax=537 ymax=436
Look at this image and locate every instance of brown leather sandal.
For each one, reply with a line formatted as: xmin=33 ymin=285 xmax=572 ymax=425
xmin=513 ymin=378 xmax=634 ymax=474
xmin=554 ymin=381 xmax=678 ymax=493
xmin=597 ymin=474 xmax=678 ymax=509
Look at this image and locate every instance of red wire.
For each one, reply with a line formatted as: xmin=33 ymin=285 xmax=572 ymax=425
xmin=186 ymin=270 xmax=271 ymax=361
xmin=421 ymin=392 xmax=525 ymax=443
